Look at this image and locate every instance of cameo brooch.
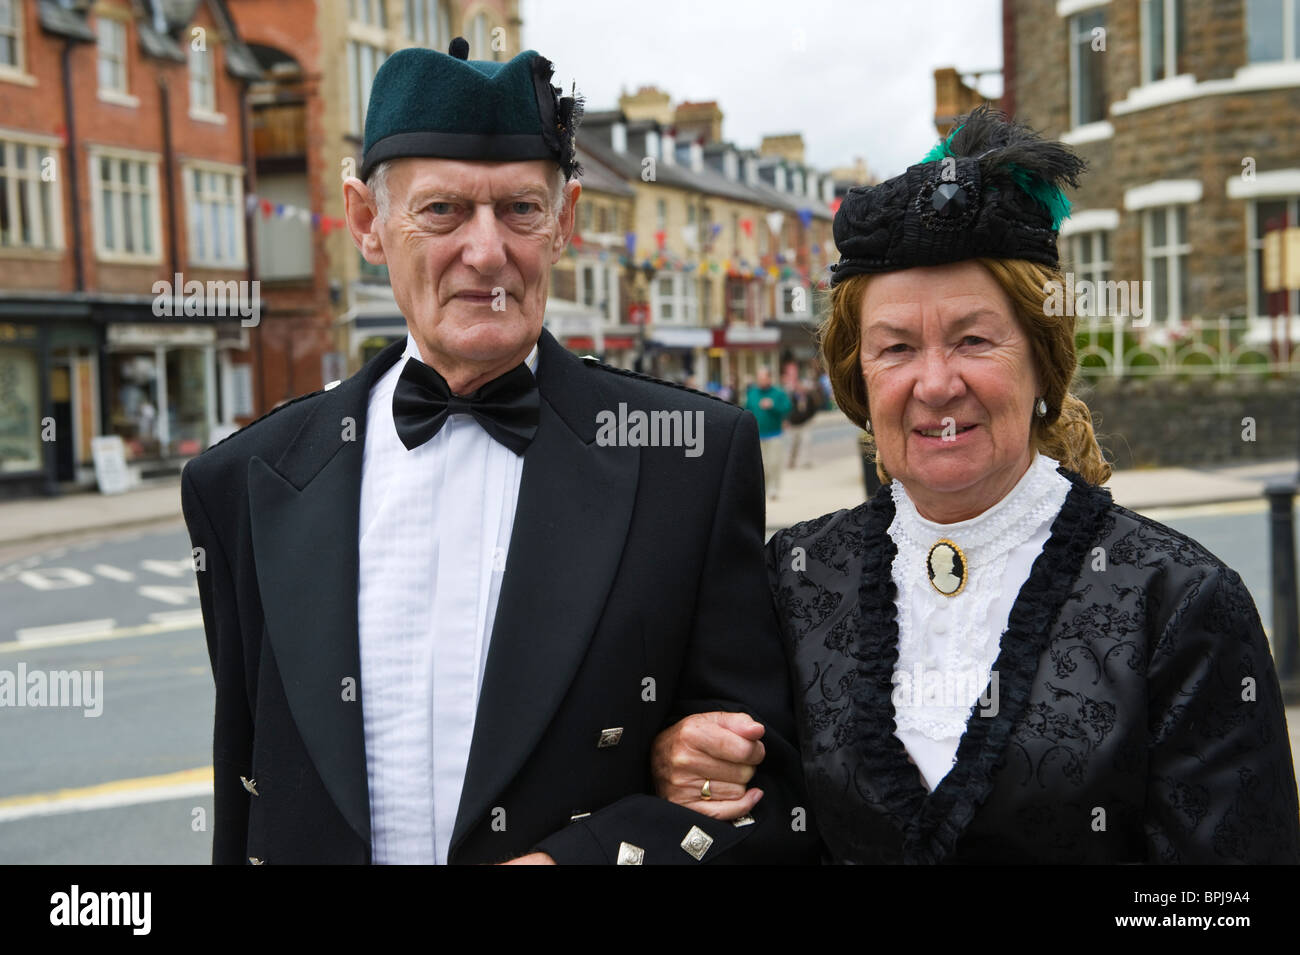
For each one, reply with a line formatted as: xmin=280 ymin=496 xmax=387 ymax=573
xmin=926 ymin=538 xmax=967 ymax=597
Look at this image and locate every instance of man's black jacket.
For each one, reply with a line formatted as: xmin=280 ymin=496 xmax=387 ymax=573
xmin=181 ymin=328 xmax=817 ymax=864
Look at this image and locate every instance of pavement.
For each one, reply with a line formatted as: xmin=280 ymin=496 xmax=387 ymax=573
xmin=0 ymin=414 xmax=1297 ymax=550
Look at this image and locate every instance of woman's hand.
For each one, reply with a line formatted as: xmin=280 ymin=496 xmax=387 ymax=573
xmin=651 ymin=712 xmax=767 ymax=820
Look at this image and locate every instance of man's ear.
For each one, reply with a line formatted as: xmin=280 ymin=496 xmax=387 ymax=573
xmin=343 ymin=177 xmax=386 ymax=265
xmin=551 ymin=179 xmax=582 ymax=263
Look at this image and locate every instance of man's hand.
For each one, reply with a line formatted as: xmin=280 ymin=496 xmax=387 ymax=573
xmin=652 ymin=712 xmax=766 ymax=821
xmin=759 ymin=397 xmax=774 ymax=409
xmin=499 ymin=852 xmax=556 ymax=865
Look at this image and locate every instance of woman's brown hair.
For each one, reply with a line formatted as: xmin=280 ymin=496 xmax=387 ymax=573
xmin=818 ymin=258 xmax=1111 ymax=486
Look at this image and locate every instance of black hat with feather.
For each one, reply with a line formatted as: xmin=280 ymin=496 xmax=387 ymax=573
xmin=829 ymin=106 xmax=1086 ymax=285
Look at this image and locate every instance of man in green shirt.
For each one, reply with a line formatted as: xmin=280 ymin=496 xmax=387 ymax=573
xmin=745 ymin=367 xmax=793 ymax=500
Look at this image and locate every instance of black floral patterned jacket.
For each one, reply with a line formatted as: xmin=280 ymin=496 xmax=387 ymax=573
xmin=766 ymin=467 xmax=1300 ymax=864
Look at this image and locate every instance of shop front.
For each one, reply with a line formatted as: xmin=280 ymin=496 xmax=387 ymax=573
xmin=708 ymin=324 xmax=781 ymax=394
xmin=644 ymin=326 xmax=712 ymax=385
xmin=105 ymin=323 xmax=217 ymax=472
xmin=0 ymin=314 xmax=104 ymax=498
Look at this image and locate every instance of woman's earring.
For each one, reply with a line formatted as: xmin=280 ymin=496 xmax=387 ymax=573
xmin=864 ymin=419 xmax=872 ymax=434
xmin=1035 ymin=398 xmax=1048 ymax=418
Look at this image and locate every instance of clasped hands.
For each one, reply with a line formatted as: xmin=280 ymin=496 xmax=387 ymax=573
xmin=500 ymin=711 xmax=762 ymax=863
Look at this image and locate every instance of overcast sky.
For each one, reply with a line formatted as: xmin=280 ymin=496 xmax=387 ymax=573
xmin=520 ymin=0 xmax=1004 ymax=179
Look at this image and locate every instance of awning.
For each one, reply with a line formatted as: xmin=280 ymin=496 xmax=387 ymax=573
xmin=712 ymin=325 xmax=780 ymax=348
xmin=648 ymin=327 xmax=712 ymax=349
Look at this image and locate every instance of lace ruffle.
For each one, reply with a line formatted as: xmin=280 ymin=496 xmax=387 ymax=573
xmin=888 ymin=454 xmax=1071 ymax=740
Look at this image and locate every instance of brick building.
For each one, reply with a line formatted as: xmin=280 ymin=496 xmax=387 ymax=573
xmin=0 ymin=0 xmax=260 ymax=498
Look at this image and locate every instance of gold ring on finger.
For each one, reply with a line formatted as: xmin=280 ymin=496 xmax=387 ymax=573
xmin=701 ymin=779 xmax=712 ymax=800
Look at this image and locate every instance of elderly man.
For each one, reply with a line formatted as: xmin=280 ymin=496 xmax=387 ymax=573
xmin=181 ymin=39 xmax=812 ymax=865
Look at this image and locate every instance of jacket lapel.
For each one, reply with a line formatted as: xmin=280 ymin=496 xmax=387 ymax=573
xmin=450 ymin=330 xmax=639 ymax=853
xmin=246 ymin=339 xmax=406 ymax=850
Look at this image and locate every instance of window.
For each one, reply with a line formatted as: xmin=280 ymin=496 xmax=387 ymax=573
xmin=185 ymin=165 xmax=244 ymax=267
xmin=1065 ymin=230 xmax=1113 ymax=316
xmin=96 ymin=16 xmax=128 ymax=95
xmin=469 ymin=12 xmax=501 ymax=61
xmin=189 ymin=44 xmax=215 ymax=114
xmin=578 ymin=262 xmax=617 ymax=321
xmin=91 ymin=151 xmax=160 ymax=262
xmin=0 ymin=0 xmax=21 ymax=72
xmin=1249 ymin=198 xmax=1299 ymax=317
xmin=577 ymin=201 xmax=592 ymax=234
xmin=1143 ymin=206 xmax=1191 ymax=323
xmin=652 ymin=273 xmax=697 ymax=324
xmin=0 ymin=137 xmax=63 ymax=251
xmin=348 ymin=40 xmax=388 ymax=135
xmin=1069 ymin=9 xmax=1107 ymax=127
xmin=407 ymin=0 xmax=451 ymax=48
xmin=1248 ymin=0 xmax=1300 ymax=63
xmin=1141 ymin=0 xmax=1185 ymax=83
xmin=726 ymin=278 xmax=749 ymax=323
xmin=350 ymin=0 xmax=387 ymax=28
xmin=779 ymin=281 xmax=810 ymax=320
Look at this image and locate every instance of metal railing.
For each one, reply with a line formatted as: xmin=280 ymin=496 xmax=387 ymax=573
xmin=1074 ymin=315 xmax=1300 ymax=378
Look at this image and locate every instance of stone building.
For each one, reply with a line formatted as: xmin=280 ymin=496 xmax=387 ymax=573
xmin=1004 ymin=0 xmax=1300 ymax=327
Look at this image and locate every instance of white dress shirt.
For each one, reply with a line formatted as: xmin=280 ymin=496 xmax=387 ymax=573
xmin=886 ymin=452 xmax=1071 ymax=791
xmin=357 ymin=333 xmax=537 ymax=864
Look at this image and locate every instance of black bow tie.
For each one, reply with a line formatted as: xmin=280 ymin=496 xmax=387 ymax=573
xmin=392 ymin=357 xmax=539 ymax=455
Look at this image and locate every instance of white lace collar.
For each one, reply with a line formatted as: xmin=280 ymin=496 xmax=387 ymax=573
xmin=889 ymin=452 xmax=1067 ymax=573
xmin=886 ymin=452 xmax=1072 ymax=745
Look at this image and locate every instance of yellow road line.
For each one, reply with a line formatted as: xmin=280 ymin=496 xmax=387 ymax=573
xmin=0 ymin=766 xmax=213 ymax=822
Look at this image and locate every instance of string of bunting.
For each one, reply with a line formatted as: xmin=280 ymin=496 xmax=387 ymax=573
xmin=244 ymin=194 xmax=349 ymax=236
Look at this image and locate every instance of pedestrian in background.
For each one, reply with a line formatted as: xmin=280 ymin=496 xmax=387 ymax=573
xmin=785 ymin=377 xmax=823 ymax=469
xmin=745 ymin=366 xmax=791 ymax=499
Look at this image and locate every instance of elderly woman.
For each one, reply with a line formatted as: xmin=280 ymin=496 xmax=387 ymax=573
xmin=651 ymin=107 xmax=1300 ymax=863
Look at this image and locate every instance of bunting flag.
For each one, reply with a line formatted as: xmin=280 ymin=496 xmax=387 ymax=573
xmin=244 ymin=191 xmax=346 ymax=234
xmin=797 ymin=208 xmax=813 ymax=228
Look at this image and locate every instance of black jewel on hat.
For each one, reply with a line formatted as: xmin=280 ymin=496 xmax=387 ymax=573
xmin=829 ymin=105 xmax=1087 ymax=284
xmin=449 ymin=36 xmax=469 ymax=59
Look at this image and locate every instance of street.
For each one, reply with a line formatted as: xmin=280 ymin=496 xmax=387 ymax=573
xmin=0 ymin=525 xmax=212 ymax=863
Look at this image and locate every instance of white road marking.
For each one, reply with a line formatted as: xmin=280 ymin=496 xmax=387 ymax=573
xmin=3 ymin=615 xmax=203 ymax=651
xmin=16 ymin=567 xmax=95 ymax=590
xmin=137 ymin=584 xmax=197 ymax=605
xmin=93 ymin=563 xmax=135 ymax=582
xmin=141 ymin=558 xmax=193 ymax=578
xmin=15 ymin=618 xmax=117 ymax=644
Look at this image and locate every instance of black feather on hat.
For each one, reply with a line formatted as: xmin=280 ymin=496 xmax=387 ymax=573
xmin=829 ymin=105 xmax=1087 ymax=285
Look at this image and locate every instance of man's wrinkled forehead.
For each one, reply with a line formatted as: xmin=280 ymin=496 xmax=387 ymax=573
xmin=395 ymin=157 xmax=558 ymax=205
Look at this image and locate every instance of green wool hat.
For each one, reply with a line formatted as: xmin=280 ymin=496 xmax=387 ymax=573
xmin=359 ymin=37 xmax=583 ymax=182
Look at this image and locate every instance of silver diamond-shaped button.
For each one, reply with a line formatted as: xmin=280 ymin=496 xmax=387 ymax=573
xmin=680 ymin=825 xmax=714 ymax=861
xmin=616 ymin=841 xmax=645 ymax=865
xmin=597 ymin=727 xmax=624 ymax=748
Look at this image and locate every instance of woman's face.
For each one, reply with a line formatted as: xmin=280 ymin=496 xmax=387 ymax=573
xmin=859 ymin=261 xmax=1041 ymax=523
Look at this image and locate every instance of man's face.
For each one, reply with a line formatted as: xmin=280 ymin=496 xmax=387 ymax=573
xmin=365 ymin=157 xmax=576 ymax=371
